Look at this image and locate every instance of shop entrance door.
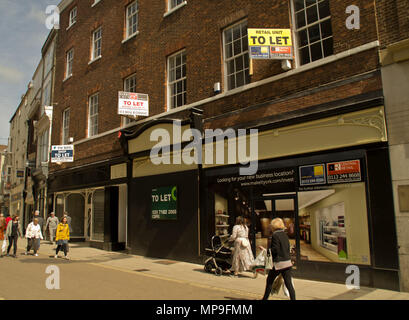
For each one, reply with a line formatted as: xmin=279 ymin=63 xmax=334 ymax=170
xmin=251 ymin=193 xmax=300 ymax=268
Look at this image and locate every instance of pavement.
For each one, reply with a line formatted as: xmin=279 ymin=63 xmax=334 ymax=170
xmin=3 ymin=238 xmax=409 ymax=300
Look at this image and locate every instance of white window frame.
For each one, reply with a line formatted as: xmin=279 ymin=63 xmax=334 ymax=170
xmin=91 ymin=27 xmax=102 ymax=62
xmin=68 ymin=7 xmax=77 ymax=28
xmin=38 ymin=129 xmax=50 ymax=164
xmin=122 ymin=74 xmax=137 ymax=126
xmin=222 ymin=20 xmax=250 ymax=92
xmin=92 ymin=0 xmax=101 ymax=7
xmin=167 ymin=50 xmax=187 ymax=110
xmin=164 ymin=0 xmax=187 ymax=17
xmin=292 ymin=0 xmax=333 ymax=66
xmin=88 ymin=94 xmax=99 ymax=137
xmin=65 ymin=48 xmax=74 ymax=79
xmin=62 ymin=108 xmax=70 ymax=144
xmin=126 ymin=1 xmax=138 ymax=40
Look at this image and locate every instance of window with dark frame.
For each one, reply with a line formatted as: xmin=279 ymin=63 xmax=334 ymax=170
xmin=293 ymin=0 xmax=333 ymax=65
xmin=223 ymin=20 xmax=250 ymax=91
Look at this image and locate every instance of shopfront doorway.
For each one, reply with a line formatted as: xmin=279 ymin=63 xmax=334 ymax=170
xmin=251 ymin=194 xmax=299 ymax=267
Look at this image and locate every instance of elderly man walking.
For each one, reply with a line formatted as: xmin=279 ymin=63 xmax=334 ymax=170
xmin=46 ymin=212 xmax=59 ymax=245
xmin=33 ymin=210 xmax=44 ymax=232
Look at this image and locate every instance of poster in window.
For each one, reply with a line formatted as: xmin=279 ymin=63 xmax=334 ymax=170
xmin=152 ymin=186 xmax=178 ymax=220
xmin=327 ymin=160 xmax=361 ymax=184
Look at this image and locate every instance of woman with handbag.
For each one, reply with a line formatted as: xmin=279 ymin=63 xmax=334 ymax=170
xmin=54 ymin=217 xmax=70 ymax=260
xmin=230 ymin=216 xmax=254 ymax=277
xmin=261 ymin=218 xmax=296 ymax=300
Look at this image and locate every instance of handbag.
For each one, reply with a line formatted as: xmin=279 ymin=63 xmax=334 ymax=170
xmin=265 ymin=249 xmax=274 ymax=270
xmin=240 ymin=238 xmax=250 ymax=248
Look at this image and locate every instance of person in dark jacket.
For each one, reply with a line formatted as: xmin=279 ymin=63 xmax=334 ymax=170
xmin=261 ymin=218 xmax=296 ymax=300
xmin=5 ymin=215 xmax=22 ymax=258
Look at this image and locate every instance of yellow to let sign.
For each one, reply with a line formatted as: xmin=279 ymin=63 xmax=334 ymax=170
xmin=248 ymin=28 xmax=292 ymax=47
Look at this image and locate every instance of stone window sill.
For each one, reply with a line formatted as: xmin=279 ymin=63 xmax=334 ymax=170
xmin=163 ymin=1 xmax=187 ymax=18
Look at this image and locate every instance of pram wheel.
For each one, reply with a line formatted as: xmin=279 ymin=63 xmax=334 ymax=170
xmin=204 ymin=261 xmax=213 ymax=273
xmin=215 ymin=267 xmax=223 ymax=276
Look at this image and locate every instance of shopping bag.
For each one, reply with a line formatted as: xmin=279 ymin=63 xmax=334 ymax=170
xmin=1 ymin=239 xmax=6 ymax=253
xmin=251 ymin=249 xmax=266 ymax=269
xmin=283 ymin=278 xmax=295 ymax=297
xmin=272 ymin=274 xmax=284 ymax=295
xmin=250 ymin=249 xmax=267 ymax=276
xmin=265 ymin=249 xmax=273 ymax=270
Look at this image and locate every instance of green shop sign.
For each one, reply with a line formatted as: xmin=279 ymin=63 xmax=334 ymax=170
xmin=151 ymin=186 xmax=178 ymax=220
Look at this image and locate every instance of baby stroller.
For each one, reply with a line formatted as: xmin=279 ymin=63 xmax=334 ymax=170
xmin=203 ymin=235 xmax=233 ymax=276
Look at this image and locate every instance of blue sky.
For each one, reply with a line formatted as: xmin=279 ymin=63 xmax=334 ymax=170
xmin=0 ymin=0 xmax=58 ymax=146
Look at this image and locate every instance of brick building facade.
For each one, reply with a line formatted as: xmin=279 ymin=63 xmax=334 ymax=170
xmin=46 ymin=0 xmax=406 ymax=290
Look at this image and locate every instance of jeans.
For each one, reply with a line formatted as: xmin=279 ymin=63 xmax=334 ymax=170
xmin=262 ymin=267 xmax=296 ymax=300
xmin=7 ymin=236 xmax=18 ymax=256
xmin=56 ymin=243 xmax=68 ymax=256
xmin=26 ymin=238 xmax=40 ymax=254
xmin=49 ymin=227 xmax=57 ymax=243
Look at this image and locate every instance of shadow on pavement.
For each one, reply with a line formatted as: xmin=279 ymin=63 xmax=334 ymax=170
xmin=324 ymin=288 xmax=374 ymax=300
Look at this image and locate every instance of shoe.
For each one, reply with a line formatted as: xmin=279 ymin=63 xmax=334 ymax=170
xmin=65 ymin=256 xmax=70 ymax=260
xmin=54 ymin=255 xmax=58 ymax=258
xmin=35 ymin=254 xmax=38 ymax=257
xmin=24 ymin=252 xmax=28 ymax=255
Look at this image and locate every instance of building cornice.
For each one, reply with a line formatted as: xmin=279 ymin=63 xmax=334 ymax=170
xmin=380 ymin=38 xmax=409 ymax=66
xmin=58 ymin=0 xmax=74 ymax=12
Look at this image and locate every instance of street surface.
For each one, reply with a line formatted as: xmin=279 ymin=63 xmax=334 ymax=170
xmin=0 ymin=241 xmax=253 ymax=300
xmin=1 ymin=239 xmax=409 ymax=301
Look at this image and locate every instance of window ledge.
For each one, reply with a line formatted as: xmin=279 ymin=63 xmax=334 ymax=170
xmin=63 ymin=74 xmax=72 ymax=83
xmin=122 ymin=31 xmax=139 ymax=44
xmin=163 ymin=1 xmax=187 ymax=18
xmin=91 ymin=0 xmax=101 ymax=8
xmin=88 ymin=56 xmax=102 ymax=65
xmin=66 ymin=21 xmax=76 ymax=31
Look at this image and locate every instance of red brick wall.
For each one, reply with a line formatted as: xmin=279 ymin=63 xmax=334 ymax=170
xmin=376 ymin=0 xmax=409 ymax=48
xmin=51 ymin=0 xmax=382 ymax=173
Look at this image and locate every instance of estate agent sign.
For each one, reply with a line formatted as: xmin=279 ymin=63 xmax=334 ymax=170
xmin=118 ymin=91 xmax=149 ymax=117
xmin=51 ymin=145 xmax=74 ymax=163
xmin=152 ymin=186 xmax=178 ymax=220
xmin=248 ymin=28 xmax=293 ymax=60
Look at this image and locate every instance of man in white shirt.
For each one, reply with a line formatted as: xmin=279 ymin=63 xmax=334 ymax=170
xmin=25 ymin=218 xmax=43 ymax=256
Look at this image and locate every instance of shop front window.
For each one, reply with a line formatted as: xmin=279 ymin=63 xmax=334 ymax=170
xmin=66 ymin=193 xmax=85 ymax=237
xmin=206 ymin=159 xmax=371 ymax=268
xmin=298 ymin=182 xmax=371 ymax=265
xmin=92 ymin=189 xmax=104 ymax=241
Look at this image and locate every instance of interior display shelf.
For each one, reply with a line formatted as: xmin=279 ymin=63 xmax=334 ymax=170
xmin=324 ymin=242 xmax=338 ymax=252
xmin=323 ymin=234 xmax=338 ymax=238
xmin=324 ymin=226 xmax=345 ymax=229
xmin=215 ymin=214 xmax=229 ymax=218
xmin=216 ymin=225 xmax=229 ymax=227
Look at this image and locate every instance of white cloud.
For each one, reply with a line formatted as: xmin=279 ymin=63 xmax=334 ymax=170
xmin=27 ymin=4 xmax=47 ymax=25
xmin=0 ymin=65 xmax=25 ymax=84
